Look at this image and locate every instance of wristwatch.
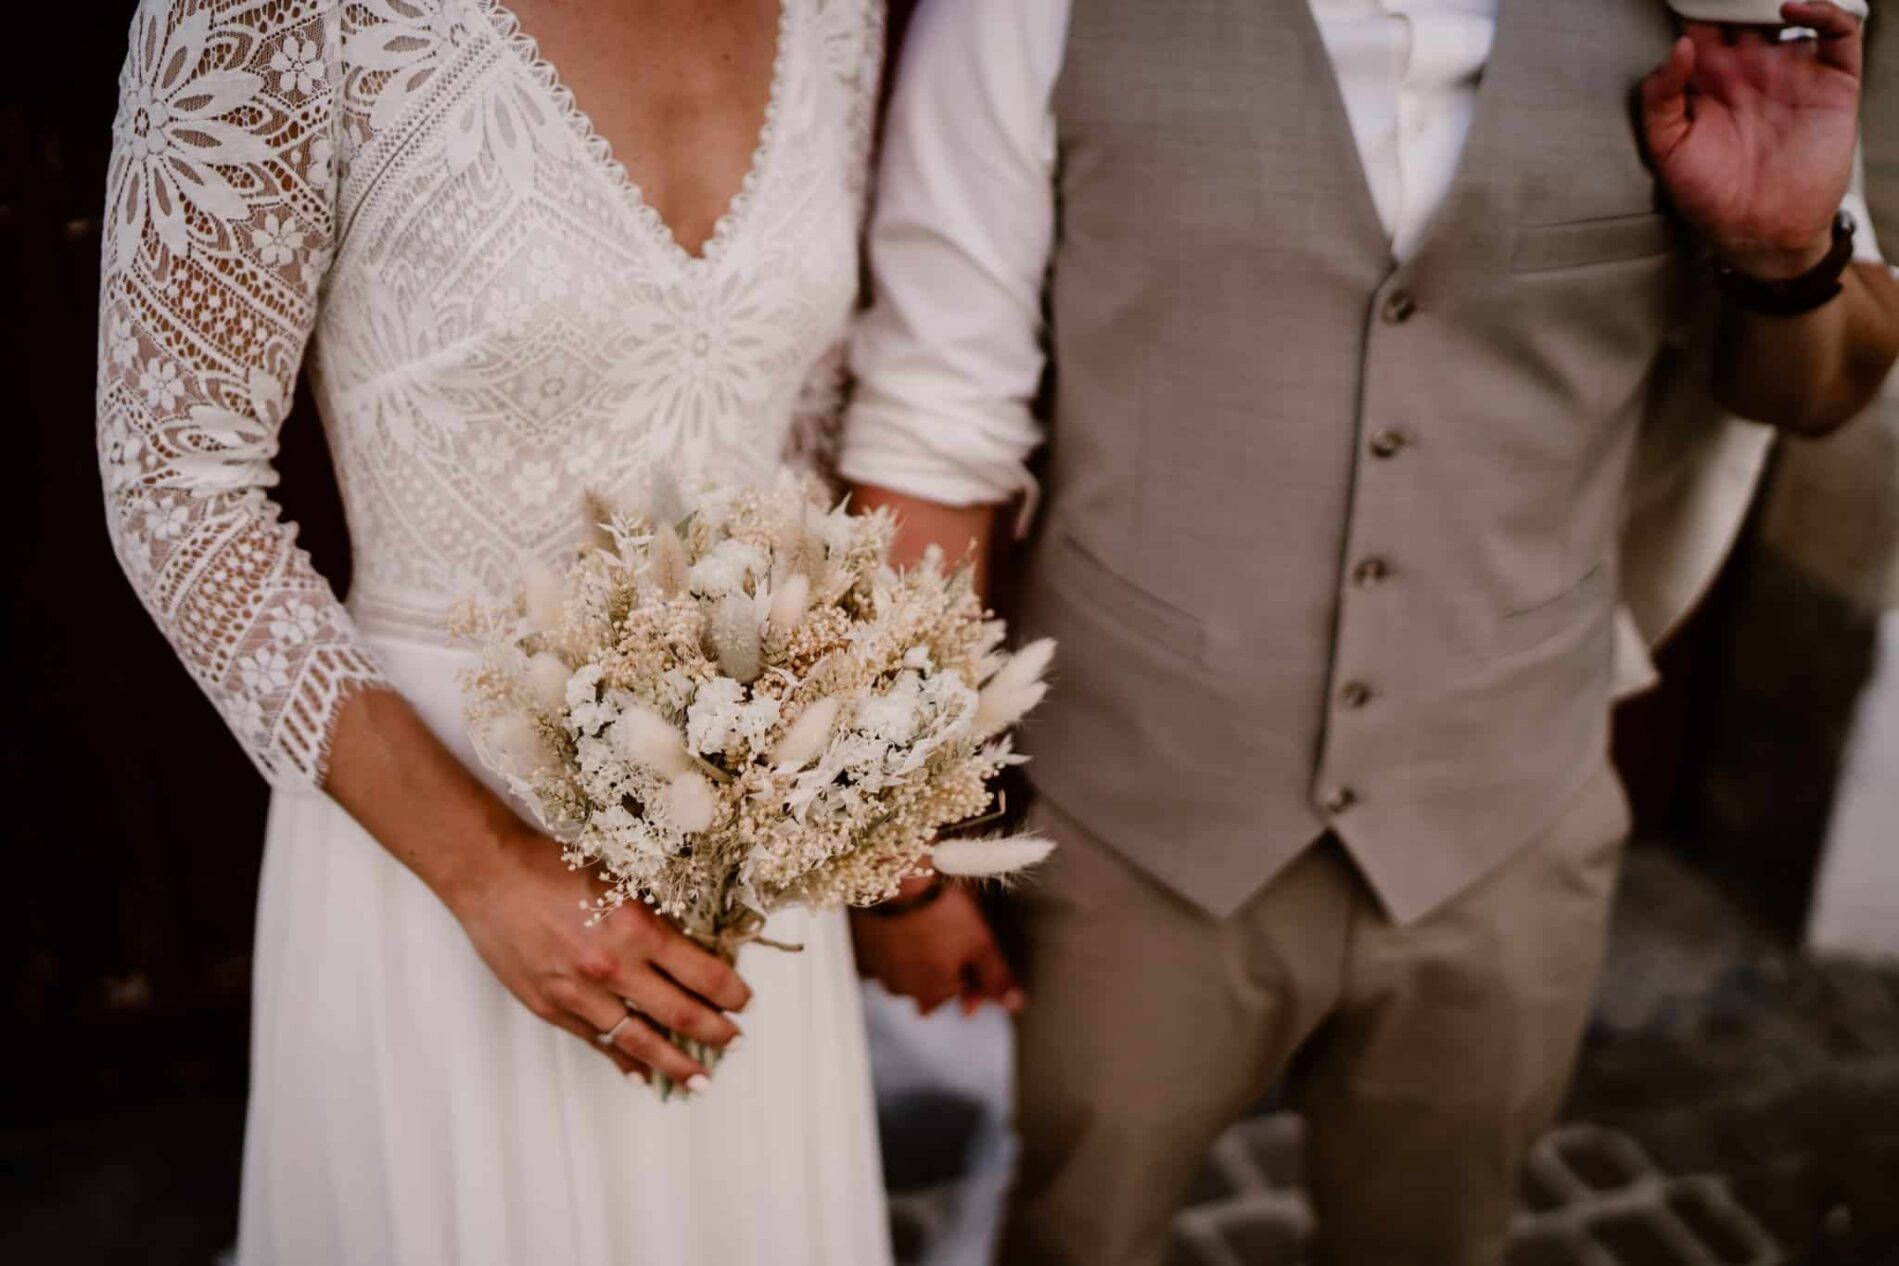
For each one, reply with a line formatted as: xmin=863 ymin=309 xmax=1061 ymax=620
xmin=1715 ymin=210 xmax=1858 ymax=317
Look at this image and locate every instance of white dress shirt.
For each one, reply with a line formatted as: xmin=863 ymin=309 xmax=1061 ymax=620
xmin=841 ymin=0 xmax=1884 ymax=509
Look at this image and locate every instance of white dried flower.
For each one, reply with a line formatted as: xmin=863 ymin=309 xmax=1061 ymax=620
xmin=660 ymin=771 xmax=718 ymax=833
xmin=483 ymin=713 xmax=551 ymax=778
xmin=707 ymin=592 xmax=763 ymax=683
xmin=617 ymin=705 xmax=694 ymax=778
xmin=564 ymin=664 xmax=604 ymax=709
xmin=770 ymin=696 xmax=842 ymax=770
xmin=647 ymin=525 xmax=690 ymax=598
xmin=932 ymin=833 xmax=1057 ymax=878
xmin=974 ymin=638 xmax=1056 ymax=737
xmin=525 ymin=652 xmax=570 ymax=713
xmin=689 ymin=539 xmax=769 ymax=598
xmin=687 ymin=678 xmax=780 ymax=757
xmin=766 ymin=572 xmax=810 ymax=637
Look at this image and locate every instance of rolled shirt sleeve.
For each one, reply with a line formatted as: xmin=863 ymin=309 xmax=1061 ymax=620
xmin=1669 ymin=0 xmax=1867 ymax=20
xmin=839 ymin=0 xmax=1070 ymax=510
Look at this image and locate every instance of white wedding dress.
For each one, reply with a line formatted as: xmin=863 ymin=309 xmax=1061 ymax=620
xmin=96 ymin=1 xmax=890 ymax=1262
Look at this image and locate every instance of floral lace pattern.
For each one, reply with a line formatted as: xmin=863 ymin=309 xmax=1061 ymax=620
xmin=97 ymin=0 xmax=882 ymax=788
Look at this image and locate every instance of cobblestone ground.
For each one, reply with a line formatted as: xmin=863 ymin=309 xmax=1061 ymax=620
xmin=887 ymin=847 xmax=1899 ymax=1266
xmin=1167 ymin=1116 xmax=1781 ymax=1266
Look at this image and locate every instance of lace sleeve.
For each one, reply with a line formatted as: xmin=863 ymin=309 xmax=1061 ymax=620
xmin=97 ymin=0 xmax=388 ymax=789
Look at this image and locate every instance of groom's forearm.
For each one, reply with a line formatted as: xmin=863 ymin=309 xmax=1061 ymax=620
xmin=1713 ymin=260 xmax=1899 ymax=437
xmin=851 ymin=483 xmax=1007 ymax=600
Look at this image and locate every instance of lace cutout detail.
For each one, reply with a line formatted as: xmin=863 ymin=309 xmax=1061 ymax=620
xmin=98 ymin=0 xmax=882 ymax=788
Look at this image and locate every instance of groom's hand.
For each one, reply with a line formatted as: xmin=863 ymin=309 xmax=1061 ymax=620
xmin=851 ymin=881 xmax=1023 ymax=1017
xmin=1641 ymin=2 xmax=1862 ymax=279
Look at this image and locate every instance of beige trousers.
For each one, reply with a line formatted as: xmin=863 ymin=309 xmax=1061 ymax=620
xmin=999 ymin=765 xmax=1631 ymax=1266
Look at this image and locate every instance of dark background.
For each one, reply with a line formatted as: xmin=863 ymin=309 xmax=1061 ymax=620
xmin=3 ymin=4 xmax=1894 ymax=1264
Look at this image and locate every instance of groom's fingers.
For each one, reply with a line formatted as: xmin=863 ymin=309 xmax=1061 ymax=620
xmin=1781 ymin=2 xmax=1862 ymax=75
xmin=907 ymin=968 xmax=961 ymax=1016
xmin=964 ymin=941 xmax=1022 ymax=1015
xmin=1641 ymin=38 xmax=1696 ymax=160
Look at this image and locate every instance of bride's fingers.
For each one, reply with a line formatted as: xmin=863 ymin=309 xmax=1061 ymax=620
xmin=546 ymin=1004 xmax=649 ymax=1081
xmin=612 ymin=1012 xmax=712 ymax=1089
xmin=620 ymin=965 xmax=744 ymax=1051
xmin=648 ymin=933 xmax=752 ymax=1015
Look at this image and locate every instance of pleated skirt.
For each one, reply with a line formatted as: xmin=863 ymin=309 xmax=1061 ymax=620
xmin=236 ymin=632 xmax=891 ymax=1266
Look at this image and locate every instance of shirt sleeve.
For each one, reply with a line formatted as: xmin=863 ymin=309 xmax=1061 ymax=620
xmin=1668 ymin=0 xmax=1867 ymax=20
xmin=1844 ymin=145 xmax=1889 ymax=268
xmin=838 ymin=0 xmax=1070 ymax=510
xmin=97 ymin=0 xmax=389 ymax=790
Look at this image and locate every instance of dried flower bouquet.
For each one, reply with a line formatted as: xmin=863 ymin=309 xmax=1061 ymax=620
xmin=454 ymin=474 xmax=1054 ymax=1098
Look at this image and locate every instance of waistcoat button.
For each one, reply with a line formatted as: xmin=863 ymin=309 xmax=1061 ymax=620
xmin=1323 ymin=786 xmax=1358 ymax=815
xmin=1381 ymin=290 xmax=1418 ymax=325
xmin=1369 ymin=429 xmax=1408 ymax=458
xmin=1340 ymin=681 xmax=1374 ymax=709
xmin=1352 ymin=557 xmax=1391 ymax=587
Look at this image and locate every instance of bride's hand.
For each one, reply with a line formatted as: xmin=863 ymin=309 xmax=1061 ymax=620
xmin=322 ymin=688 xmax=749 ymax=1088
xmin=447 ymin=827 xmax=753 ymax=1087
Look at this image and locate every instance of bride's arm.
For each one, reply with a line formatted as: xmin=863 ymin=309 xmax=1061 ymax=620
xmin=98 ymin=0 xmax=744 ymax=1086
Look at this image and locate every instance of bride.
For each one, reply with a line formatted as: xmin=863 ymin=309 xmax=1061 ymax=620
xmin=95 ymin=1 xmax=889 ymax=1261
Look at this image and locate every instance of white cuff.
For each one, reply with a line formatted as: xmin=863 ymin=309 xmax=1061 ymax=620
xmin=1669 ymin=0 xmax=1867 ymax=21
xmin=838 ymin=407 xmax=1039 ymax=512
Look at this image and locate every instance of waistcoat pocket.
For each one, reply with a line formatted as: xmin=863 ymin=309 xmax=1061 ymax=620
xmin=1491 ymin=563 xmax=1612 ymax=659
xmin=1038 ymin=532 xmax=1207 ymax=662
xmin=1512 ymin=213 xmax=1676 ymax=273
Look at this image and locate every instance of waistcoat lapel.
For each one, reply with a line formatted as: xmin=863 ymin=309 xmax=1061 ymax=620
xmin=1276 ymin=0 xmax=1394 ymax=270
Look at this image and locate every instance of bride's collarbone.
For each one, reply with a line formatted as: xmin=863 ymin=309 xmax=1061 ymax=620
xmin=500 ymin=0 xmax=784 ymax=257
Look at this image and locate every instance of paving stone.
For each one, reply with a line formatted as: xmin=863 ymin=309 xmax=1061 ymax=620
xmin=1164 ymin=1119 xmax=1781 ymax=1266
xmin=1230 ymin=1112 xmax=1304 ymax=1190
xmin=1506 ymin=1228 xmax=1596 ymax=1266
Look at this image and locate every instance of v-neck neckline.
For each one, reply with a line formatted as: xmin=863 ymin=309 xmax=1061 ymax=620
xmin=474 ymin=0 xmax=793 ymax=269
xmin=1283 ymin=0 xmax=1521 ymax=277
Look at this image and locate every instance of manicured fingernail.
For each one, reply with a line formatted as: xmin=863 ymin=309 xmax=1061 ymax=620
xmin=726 ymin=1034 xmax=745 ymax=1053
xmin=625 ymin=1070 xmax=647 ymax=1084
xmin=685 ymin=1074 xmax=712 ymax=1095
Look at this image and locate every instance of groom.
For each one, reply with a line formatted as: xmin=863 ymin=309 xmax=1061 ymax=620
xmin=844 ymin=1 xmax=1899 ymax=1263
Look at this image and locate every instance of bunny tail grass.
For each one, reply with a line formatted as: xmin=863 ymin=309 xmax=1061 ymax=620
xmin=973 ymin=638 xmax=1056 ymax=736
xmin=770 ymin=696 xmax=842 ymax=770
xmin=524 ymin=652 xmax=571 ymax=712
xmin=617 ymin=705 xmax=696 ymax=778
xmin=931 ymin=833 xmax=1057 ymax=879
xmin=660 ymin=771 xmax=719 ymax=834
xmin=708 ymin=593 xmax=764 ymax=684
